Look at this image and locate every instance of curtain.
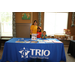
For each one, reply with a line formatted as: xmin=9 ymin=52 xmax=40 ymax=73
xmin=38 ymin=12 xmax=41 ymax=26
xmin=13 ymin=12 xmax=16 ymax=37
xmin=71 ymin=12 xmax=75 ymax=27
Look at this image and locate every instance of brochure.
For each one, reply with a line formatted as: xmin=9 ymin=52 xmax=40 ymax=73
xmin=31 ymin=41 xmax=38 ymax=43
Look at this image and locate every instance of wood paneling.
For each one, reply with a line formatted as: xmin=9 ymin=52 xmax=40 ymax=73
xmin=41 ymin=12 xmax=44 ymax=30
xmin=68 ymin=12 xmax=75 ymax=35
xmin=16 ymin=23 xmax=31 ymax=38
xmin=32 ymin=12 xmax=38 ymax=25
xmin=15 ymin=12 xmax=32 ymax=23
xmin=67 ymin=12 xmax=72 ymax=29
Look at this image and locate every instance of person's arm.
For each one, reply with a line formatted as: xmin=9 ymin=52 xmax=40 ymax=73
xmin=40 ymin=32 xmax=42 ymax=38
xmin=38 ymin=26 xmax=42 ymax=29
xmin=30 ymin=30 xmax=32 ymax=34
xmin=41 ymin=35 xmax=45 ymax=38
xmin=42 ymin=36 xmax=44 ymax=38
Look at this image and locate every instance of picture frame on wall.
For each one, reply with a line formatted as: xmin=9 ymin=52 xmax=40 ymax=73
xmin=22 ymin=13 xmax=31 ymax=20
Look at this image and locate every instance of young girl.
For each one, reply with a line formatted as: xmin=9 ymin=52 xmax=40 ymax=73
xmin=41 ymin=31 xmax=47 ymax=39
xmin=30 ymin=20 xmax=38 ymax=38
xmin=37 ymin=26 xmax=42 ymax=38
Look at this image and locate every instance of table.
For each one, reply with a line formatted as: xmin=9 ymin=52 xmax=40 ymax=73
xmin=68 ymin=40 xmax=75 ymax=58
xmin=0 ymin=38 xmax=66 ymax=62
xmin=60 ymin=40 xmax=70 ymax=45
xmin=0 ymin=38 xmax=12 ymax=49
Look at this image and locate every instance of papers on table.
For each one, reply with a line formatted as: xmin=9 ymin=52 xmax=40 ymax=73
xmin=31 ymin=34 xmax=37 ymax=40
xmin=45 ymin=40 xmax=53 ymax=43
xmin=16 ymin=41 xmax=20 ymax=43
xmin=38 ymin=40 xmax=62 ymax=43
xmin=16 ymin=41 xmax=25 ymax=43
xmin=25 ymin=41 xmax=30 ymax=43
xmin=39 ymin=41 xmax=45 ymax=43
xmin=52 ymin=40 xmax=62 ymax=43
xmin=31 ymin=41 xmax=38 ymax=43
xmin=15 ymin=39 xmax=62 ymax=43
xmin=37 ymin=39 xmax=43 ymax=42
xmin=43 ymin=40 xmax=49 ymax=41
xmin=39 ymin=40 xmax=53 ymax=43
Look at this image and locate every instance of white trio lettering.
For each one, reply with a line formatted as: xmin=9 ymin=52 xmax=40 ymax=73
xmin=30 ymin=49 xmax=50 ymax=56
xmin=19 ymin=47 xmax=50 ymax=58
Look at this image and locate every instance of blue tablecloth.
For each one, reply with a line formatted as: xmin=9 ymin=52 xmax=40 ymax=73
xmin=0 ymin=38 xmax=66 ymax=62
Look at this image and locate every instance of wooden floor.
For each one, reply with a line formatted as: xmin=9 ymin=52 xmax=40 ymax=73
xmin=0 ymin=45 xmax=75 ymax=62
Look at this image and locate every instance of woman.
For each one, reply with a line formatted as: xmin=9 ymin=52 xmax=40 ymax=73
xmin=30 ymin=20 xmax=38 ymax=38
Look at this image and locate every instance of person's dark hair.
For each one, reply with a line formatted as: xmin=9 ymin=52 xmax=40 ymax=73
xmin=33 ymin=20 xmax=37 ymax=25
xmin=43 ymin=31 xmax=46 ymax=33
xmin=37 ymin=27 xmax=41 ymax=32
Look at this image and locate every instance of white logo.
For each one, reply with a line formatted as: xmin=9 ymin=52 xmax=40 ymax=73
xmin=19 ymin=47 xmax=50 ymax=59
xmin=19 ymin=47 xmax=30 ymax=58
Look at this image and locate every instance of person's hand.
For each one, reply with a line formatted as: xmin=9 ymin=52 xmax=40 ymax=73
xmin=38 ymin=26 xmax=41 ymax=29
xmin=30 ymin=30 xmax=32 ymax=34
xmin=42 ymin=36 xmax=44 ymax=38
xmin=45 ymin=36 xmax=47 ymax=38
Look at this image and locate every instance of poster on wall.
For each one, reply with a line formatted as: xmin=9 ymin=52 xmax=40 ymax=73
xmin=22 ymin=13 xmax=31 ymax=20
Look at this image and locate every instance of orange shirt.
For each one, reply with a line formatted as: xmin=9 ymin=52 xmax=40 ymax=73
xmin=30 ymin=25 xmax=37 ymax=35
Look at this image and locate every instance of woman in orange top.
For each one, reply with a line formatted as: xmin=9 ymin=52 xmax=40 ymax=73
xmin=30 ymin=20 xmax=38 ymax=38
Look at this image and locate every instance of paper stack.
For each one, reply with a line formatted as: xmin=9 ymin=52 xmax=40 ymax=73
xmin=39 ymin=41 xmax=45 ymax=43
xmin=31 ymin=41 xmax=38 ymax=43
xmin=45 ymin=40 xmax=53 ymax=43
xmin=25 ymin=41 xmax=30 ymax=43
xmin=52 ymin=40 xmax=62 ymax=43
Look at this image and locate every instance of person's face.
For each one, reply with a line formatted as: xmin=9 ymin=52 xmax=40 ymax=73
xmin=37 ymin=29 xmax=40 ymax=32
xmin=34 ymin=22 xmax=37 ymax=25
xmin=43 ymin=32 xmax=46 ymax=35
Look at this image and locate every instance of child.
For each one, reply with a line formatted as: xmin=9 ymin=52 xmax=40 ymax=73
xmin=30 ymin=20 xmax=37 ymax=38
xmin=37 ymin=27 xmax=42 ymax=38
xmin=41 ymin=31 xmax=47 ymax=39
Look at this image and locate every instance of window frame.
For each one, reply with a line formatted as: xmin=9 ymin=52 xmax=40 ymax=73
xmin=44 ymin=12 xmax=69 ymax=36
xmin=0 ymin=12 xmax=13 ymax=37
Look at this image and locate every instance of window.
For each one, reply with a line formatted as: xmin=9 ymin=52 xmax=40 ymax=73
xmin=44 ymin=12 xmax=68 ymax=36
xmin=0 ymin=12 xmax=13 ymax=36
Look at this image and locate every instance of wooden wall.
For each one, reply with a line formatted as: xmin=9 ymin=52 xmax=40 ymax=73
xmin=32 ymin=12 xmax=38 ymax=25
xmin=15 ymin=12 xmax=32 ymax=38
xmin=15 ymin=12 xmax=44 ymax=28
xmin=68 ymin=12 xmax=75 ymax=35
xmin=16 ymin=23 xmax=31 ymax=38
xmin=15 ymin=12 xmax=75 ymax=39
xmin=15 ymin=12 xmax=32 ymax=23
xmin=67 ymin=12 xmax=75 ymax=40
xmin=15 ymin=12 xmax=38 ymax=38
